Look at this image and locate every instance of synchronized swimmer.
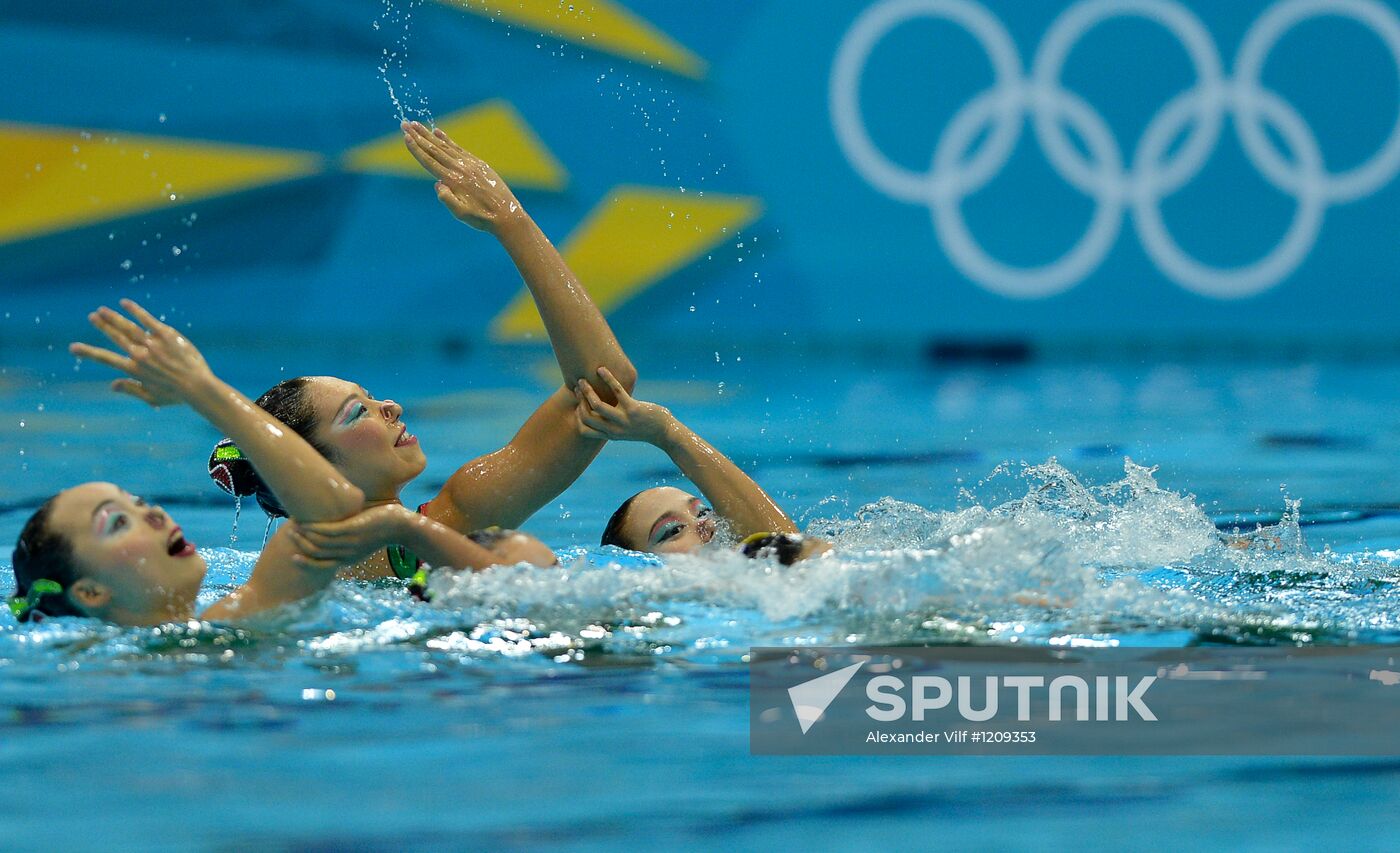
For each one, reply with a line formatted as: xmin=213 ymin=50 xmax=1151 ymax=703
xmin=9 ymin=121 xmax=823 ymax=626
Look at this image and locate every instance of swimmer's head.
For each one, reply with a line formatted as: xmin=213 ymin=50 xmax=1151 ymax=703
xmin=11 ymin=483 xmax=206 ymax=625
xmin=468 ymin=527 xmax=558 ymax=567
xmin=212 ymin=377 xmax=427 ymax=514
xmin=600 ymin=487 xmax=715 ymax=554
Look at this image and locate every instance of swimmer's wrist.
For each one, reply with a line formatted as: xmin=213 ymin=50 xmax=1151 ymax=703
xmin=179 ymin=372 xmax=231 ymax=407
xmin=394 ymin=508 xmax=440 ymax=553
xmin=654 ymin=412 xmax=687 ymax=450
xmin=489 ymin=206 xmax=533 ymax=240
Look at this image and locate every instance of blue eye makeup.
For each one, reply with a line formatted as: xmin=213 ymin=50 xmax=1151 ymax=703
xmin=341 ymin=403 xmax=367 ymax=426
xmin=651 ymin=521 xmax=683 ymax=546
xmin=101 ymin=512 xmax=128 ymax=536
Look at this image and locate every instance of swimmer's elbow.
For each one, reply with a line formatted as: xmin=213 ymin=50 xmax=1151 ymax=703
xmin=610 ymin=360 xmax=638 ymax=393
xmin=331 ymin=484 xmax=366 ymax=518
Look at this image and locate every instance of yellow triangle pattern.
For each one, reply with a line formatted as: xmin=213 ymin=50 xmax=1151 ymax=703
xmin=491 ymin=186 xmax=761 ymax=340
xmin=342 ymin=100 xmax=567 ymax=190
xmin=0 ymin=123 xmax=321 ymax=246
xmin=444 ymin=0 xmax=706 ymax=79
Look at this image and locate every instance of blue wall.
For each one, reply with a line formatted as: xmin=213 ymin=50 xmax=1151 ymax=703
xmin=2 ymin=0 xmax=1399 ymax=344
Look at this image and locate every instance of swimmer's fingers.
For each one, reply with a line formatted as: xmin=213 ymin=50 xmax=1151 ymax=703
xmin=417 ymin=122 xmax=477 ymax=169
xmin=118 ymin=299 xmax=173 ymax=339
xmin=434 ymin=182 xmax=476 ymax=221
xmin=575 ymin=418 xmax=608 ymax=441
xmin=296 ymin=519 xmax=364 ymax=541
xmin=575 ymin=379 xmax=621 ymax=422
xmin=401 ymin=129 xmax=435 ymax=172
xmin=575 ymin=402 xmax=612 ymax=437
xmin=596 ymin=367 xmax=633 ymax=403
xmin=110 ymin=378 xmax=158 ymax=407
xmin=405 ymin=132 xmax=460 ymax=181
xmin=291 ymin=553 xmax=342 ymax=571
xmin=284 ymin=524 xmax=316 ymax=555
xmin=90 ymin=308 xmax=146 ymax=354
xmin=407 ymin=123 xmax=467 ymax=178
xmin=68 ymin=342 xmax=134 ymax=374
xmin=101 ymin=304 xmax=150 ymax=343
xmin=285 ymin=526 xmax=354 ymax=563
xmin=431 ymin=126 xmax=467 ymax=157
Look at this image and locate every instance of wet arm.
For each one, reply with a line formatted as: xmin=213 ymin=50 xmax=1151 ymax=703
xmin=71 ymin=300 xmax=363 ymax=522
xmin=400 ymin=120 xmax=636 ymax=399
xmin=183 ymin=378 xmax=363 ymax=522
xmin=572 ymin=370 xmax=798 ymax=539
xmin=494 ymin=214 xmax=637 ymax=398
xmin=653 ymin=413 xmax=798 ymax=538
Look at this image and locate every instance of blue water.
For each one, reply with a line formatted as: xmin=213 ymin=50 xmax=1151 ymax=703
xmin=3 ymin=340 xmax=1400 ymax=849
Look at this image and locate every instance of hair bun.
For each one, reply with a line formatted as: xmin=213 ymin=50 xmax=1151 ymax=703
xmin=208 ymin=439 xmax=260 ymax=498
xmin=740 ymin=532 xmax=805 ymax=566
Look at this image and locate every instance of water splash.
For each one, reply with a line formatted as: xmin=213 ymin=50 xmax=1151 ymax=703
xmin=5 ymin=460 xmax=1398 ymax=670
xmin=376 ymin=0 xmax=433 ymax=122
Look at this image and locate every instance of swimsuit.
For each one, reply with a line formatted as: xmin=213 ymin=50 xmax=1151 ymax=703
xmin=385 ymin=502 xmax=431 ymax=580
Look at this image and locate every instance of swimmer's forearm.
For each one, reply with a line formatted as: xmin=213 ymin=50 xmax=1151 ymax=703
xmin=494 ymin=214 xmax=638 ymax=398
xmin=398 ymin=515 xmax=496 ymax=571
xmin=656 ymin=415 xmax=797 ymax=537
xmin=183 ymin=376 xmax=364 ymax=521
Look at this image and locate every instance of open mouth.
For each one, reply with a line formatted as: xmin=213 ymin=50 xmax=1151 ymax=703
xmin=394 ymin=424 xmax=418 ymax=448
xmin=167 ymin=528 xmax=197 ymax=558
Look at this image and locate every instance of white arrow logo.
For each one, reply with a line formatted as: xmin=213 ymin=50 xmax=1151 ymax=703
xmin=787 ymin=661 xmax=866 ymax=734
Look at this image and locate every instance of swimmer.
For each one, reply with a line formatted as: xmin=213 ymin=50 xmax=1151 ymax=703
xmin=9 ymin=301 xmax=504 ymax=626
xmin=11 ymin=300 xmax=368 ymax=624
xmin=220 ymin=121 xmax=635 ymax=580
xmin=573 ymin=368 xmax=831 ymax=564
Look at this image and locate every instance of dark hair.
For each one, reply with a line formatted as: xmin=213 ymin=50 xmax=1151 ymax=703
xmin=467 ymin=527 xmax=514 ymax=550
xmin=207 ymin=377 xmax=335 ymax=518
xmin=741 ymin=532 xmax=805 ymax=566
xmin=600 ymin=493 xmax=643 ymax=550
xmin=11 ymin=496 xmax=87 ymax=622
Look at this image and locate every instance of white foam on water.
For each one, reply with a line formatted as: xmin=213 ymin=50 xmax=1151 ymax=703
xmin=4 ymin=459 xmax=1398 ymax=664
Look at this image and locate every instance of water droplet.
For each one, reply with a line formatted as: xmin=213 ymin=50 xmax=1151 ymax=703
xmin=157 ymin=113 xmax=167 ymax=123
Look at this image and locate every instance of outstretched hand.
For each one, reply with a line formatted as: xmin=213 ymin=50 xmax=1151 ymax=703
xmin=69 ymin=299 xmax=214 ymax=408
xmin=401 ymin=120 xmax=522 ymax=233
xmin=572 ymin=367 xmax=674 ymax=444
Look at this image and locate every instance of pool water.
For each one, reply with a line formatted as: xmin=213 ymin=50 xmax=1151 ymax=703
xmin=2 ymin=340 xmax=1400 ymax=849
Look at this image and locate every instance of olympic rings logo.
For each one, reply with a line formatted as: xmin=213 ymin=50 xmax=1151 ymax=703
xmin=830 ymin=0 xmax=1400 ymax=299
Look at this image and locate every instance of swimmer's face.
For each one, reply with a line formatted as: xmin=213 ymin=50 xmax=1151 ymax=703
xmin=623 ymin=487 xmax=716 ymax=554
xmin=487 ymin=531 xmax=559 ymax=567
xmin=49 ymin=483 xmax=205 ymax=624
xmin=304 ymin=377 xmax=427 ymax=499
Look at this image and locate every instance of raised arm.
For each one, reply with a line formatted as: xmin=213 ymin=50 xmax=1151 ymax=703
xmin=575 ymin=369 xmax=798 ymax=539
xmin=70 ymin=300 xmax=364 ymax=523
xmin=400 ymin=121 xmax=639 ymax=531
xmin=401 ymin=121 xmax=637 ymax=397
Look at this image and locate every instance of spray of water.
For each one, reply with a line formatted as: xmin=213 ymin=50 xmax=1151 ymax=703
xmin=376 ymin=0 xmax=433 ymax=123
xmin=6 ymin=459 xmax=1397 ymax=665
